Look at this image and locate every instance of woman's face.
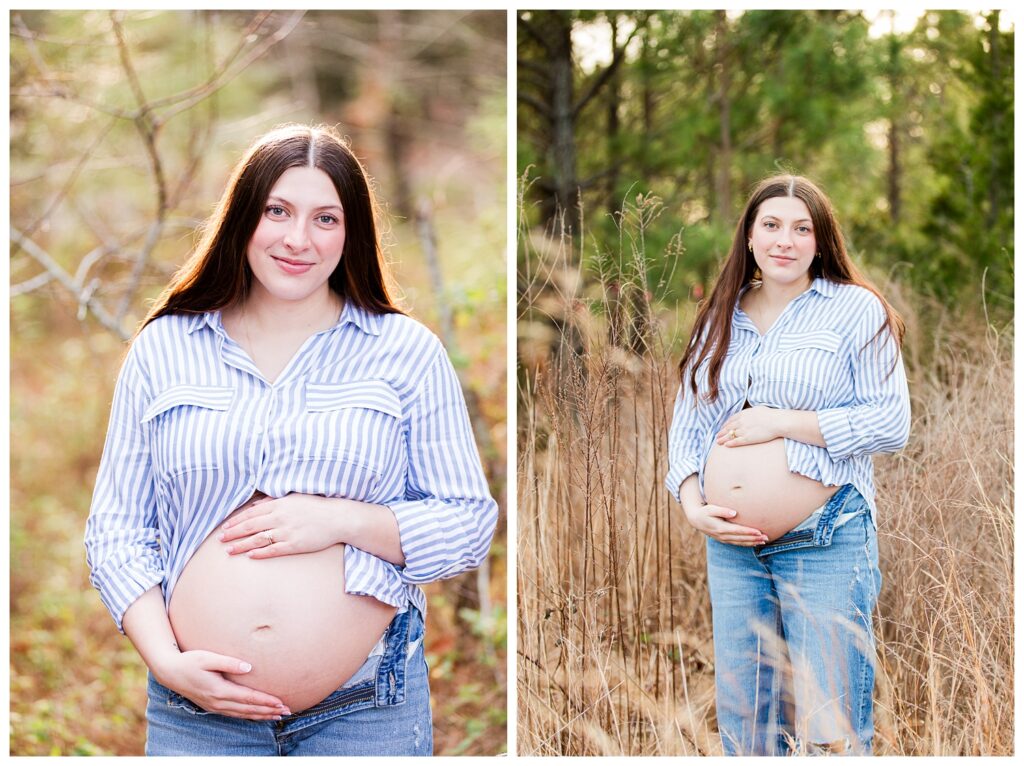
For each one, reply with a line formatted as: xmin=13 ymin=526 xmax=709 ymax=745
xmin=246 ymin=165 xmax=345 ymax=307
xmin=748 ymin=195 xmax=816 ymax=290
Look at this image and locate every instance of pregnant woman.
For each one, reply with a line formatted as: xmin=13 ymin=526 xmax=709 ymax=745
xmin=85 ymin=124 xmax=498 ymax=756
xmin=666 ymin=175 xmax=910 ymax=756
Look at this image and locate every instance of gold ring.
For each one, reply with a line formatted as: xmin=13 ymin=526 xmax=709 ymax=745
xmin=265 ymin=531 xmax=274 ymax=546
xmin=729 ymin=429 xmax=737 ymax=439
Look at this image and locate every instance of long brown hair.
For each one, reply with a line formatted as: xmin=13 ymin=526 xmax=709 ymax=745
xmin=141 ymin=123 xmax=400 ymax=331
xmin=679 ymin=174 xmax=904 ymax=402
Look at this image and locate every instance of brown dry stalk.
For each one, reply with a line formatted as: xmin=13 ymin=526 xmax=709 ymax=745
xmin=517 ymin=218 xmax=1013 ymax=755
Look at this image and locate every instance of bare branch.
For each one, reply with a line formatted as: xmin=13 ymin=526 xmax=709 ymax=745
xmin=142 ymin=12 xmax=275 ymax=113
xmin=154 ymin=11 xmax=306 ymax=127
xmin=517 ymin=91 xmax=551 ymax=120
xmin=13 ymin=117 xmax=118 ymax=248
xmin=11 ymin=271 xmax=55 ymax=297
xmin=11 ymin=227 xmax=129 ymax=339
xmin=110 ymin=12 xmax=151 ymax=120
xmin=572 ymin=24 xmax=642 ymax=120
xmin=517 ymin=13 xmax=553 ymax=55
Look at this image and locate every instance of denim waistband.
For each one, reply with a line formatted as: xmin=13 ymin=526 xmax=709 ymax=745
xmin=789 ymin=484 xmax=863 ymax=534
xmin=753 ymin=484 xmax=868 ymax=558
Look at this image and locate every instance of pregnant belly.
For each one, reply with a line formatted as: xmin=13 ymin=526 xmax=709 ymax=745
xmin=703 ymin=439 xmax=837 ymax=541
xmin=167 ymin=496 xmax=398 ymax=712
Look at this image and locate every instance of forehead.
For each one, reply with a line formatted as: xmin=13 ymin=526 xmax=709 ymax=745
xmin=754 ymin=195 xmax=812 ymax=221
xmin=268 ymin=165 xmax=341 ymax=206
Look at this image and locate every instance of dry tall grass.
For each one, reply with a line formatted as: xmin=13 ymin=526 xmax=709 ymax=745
xmin=516 ymin=210 xmax=1013 ymax=756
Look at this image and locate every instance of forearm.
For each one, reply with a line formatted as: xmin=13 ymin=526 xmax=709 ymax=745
xmin=120 ymin=586 xmax=182 ymax=683
xmin=324 ymin=497 xmax=405 ymax=566
xmin=678 ymin=473 xmax=704 ymax=517
xmin=773 ymin=408 xmax=827 ymax=448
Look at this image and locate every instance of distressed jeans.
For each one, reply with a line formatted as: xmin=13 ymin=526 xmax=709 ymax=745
xmin=706 ymin=484 xmax=881 ymax=756
xmin=145 ymin=607 xmax=432 ymax=756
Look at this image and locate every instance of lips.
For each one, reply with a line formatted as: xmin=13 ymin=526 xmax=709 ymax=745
xmin=271 ymin=255 xmax=315 ymax=275
xmin=768 ymin=255 xmax=795 ymax=264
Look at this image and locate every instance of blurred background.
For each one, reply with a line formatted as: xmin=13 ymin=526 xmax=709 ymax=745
xmin=10 ymin=10 xmax=506 ymax=756
xmin=517 ymin=9 xmax=1012 ymax=756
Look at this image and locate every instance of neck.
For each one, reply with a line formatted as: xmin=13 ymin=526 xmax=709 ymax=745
xmin=756 ymin=274 xmax=813 ymax=309
xmin=240 ymin=286 xmax=342 ymax=335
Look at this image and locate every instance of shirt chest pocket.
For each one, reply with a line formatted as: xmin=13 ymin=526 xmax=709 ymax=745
xmin=761 ymin=331 xmax=848 ymax=409
xmin=141 ymin=385 xmax=235 ymax=479
xmin=295 ymin=380 xmax=404 ymax=499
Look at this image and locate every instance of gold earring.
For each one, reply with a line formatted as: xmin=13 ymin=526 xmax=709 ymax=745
xmin=753 ymin=267 xmax=762 ymax=281
xmin=747 ymin=241 xmax=753 ymax=252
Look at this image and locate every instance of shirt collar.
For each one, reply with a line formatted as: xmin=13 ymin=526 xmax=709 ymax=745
xmin=337 ymin=300 xmax=383 ymax=336
xmin=185 ymin=300 xmax=383 ymax=337
xmin=735 ymin=276 xmax=838 ymax=306
xmin=808 ymin=277 xmax=839 ymax=298
xmin=185 ymin=311 xmax=218 ymax=336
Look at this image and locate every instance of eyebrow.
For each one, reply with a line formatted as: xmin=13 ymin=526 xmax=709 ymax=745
xmin=267 ymin=195 xmax=343 ymax=212
xmin=761 ymin=215 xmax=812 ymax=223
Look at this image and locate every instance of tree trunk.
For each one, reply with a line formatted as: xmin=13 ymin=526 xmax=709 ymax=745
xmin=605 ymin=14 xmax=621 ymax=219
xmin=887 ymin=18 xmax=902 ymax=225
xmin=985 ymin=10 xmax=1002 ymax=227
xmin=379 ymin=10 xmax=413 ymax=220
xmin=548 ymin=12 xmax=580 ymax=232
xmin=714 ymin=10 xmax=732 ymax=224
xmin=641 ymin=25 xmax=654 ymax=179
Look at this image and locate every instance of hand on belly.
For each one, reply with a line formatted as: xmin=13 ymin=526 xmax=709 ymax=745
xmin=703 ymin=438 xmax=837 ymax=542
xmin=168 ymin=502 xmax=397 ymax=712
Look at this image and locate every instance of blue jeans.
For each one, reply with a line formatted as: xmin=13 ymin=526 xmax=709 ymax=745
xmin=706 ymin=485 xmax=881 ymax=756
xmin=145 ymin=607 xmax=432 ymax=756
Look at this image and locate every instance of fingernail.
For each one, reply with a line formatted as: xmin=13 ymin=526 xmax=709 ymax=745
xmin=730 ymin=511 xmax=737 ymax=517
xmin=218 ymin=533 xmax=225 ymax=541
xmin=281 ymin=708 xmax=292 ymax=715
xmin=273 ymin=715 xmax=282 ymax=721
xmin=239 ymin=662 xmax=252 ymax=672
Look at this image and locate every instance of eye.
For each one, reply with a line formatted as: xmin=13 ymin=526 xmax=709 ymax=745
xmin=316 ymin=214 xmax=339 ymax=225
xmin=763 ymin=220 xmax=777 ymax=229
xmin=266 ymin=205 xmax=287 ymax=217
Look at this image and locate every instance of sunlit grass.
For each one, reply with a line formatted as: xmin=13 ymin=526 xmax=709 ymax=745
xmin=516 ymin=203 xmax=1013 ymax=755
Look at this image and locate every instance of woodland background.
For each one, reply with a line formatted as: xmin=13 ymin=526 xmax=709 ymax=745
xmin=517 ymin=9 xmax=1013 ymax=756
xmin=10 ymin=10 xmax=506 ymax=756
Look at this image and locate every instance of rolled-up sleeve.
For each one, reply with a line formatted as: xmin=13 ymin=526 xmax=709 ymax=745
xmin=84 ymin=347 xmax=164 ymax=634
xmin=665 ymin=374 xmax=708 ymax=503
xmin=387 ymin=346 xmax=498 ymax=584
xmin=816 ymin=298 xmax=911 ymax=461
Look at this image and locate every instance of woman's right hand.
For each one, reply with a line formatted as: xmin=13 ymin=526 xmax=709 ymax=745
xmin=683 ymin=502 xmax=769 ymax=546
xmin=155 ymin=650 xmax=292 ymax=720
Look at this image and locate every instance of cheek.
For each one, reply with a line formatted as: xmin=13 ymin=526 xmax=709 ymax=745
xmin=248 ymin=220 xmax=277 ymax=251
xmin=314 ymin=229 xmax=346 ymax=261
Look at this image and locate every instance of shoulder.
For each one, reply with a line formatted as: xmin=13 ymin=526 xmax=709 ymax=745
xmin=375 ymin=311 xmax=445 ymax=359
xmin=818 ymin=281 xmax=887 ymax=318
xmin=127 ymin=312 xmax=197 ymax=361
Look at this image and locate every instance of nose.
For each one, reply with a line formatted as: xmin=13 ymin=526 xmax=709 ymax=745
xmin=283 ymin=221 xmax=310 ymax=251
xmin=775 ymin=229 xmax=793 ymax=250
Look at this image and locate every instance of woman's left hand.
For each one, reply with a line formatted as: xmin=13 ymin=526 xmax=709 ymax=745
xmin=715 ymin=406 xmax=783 ymax=447
xmin=218 ymin=493 xmax=344 ymax=558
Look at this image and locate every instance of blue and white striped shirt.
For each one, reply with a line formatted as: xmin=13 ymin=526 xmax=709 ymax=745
xmin=665 ymin=278 xmax=910 ymax=524
xmin=85 ymin=301 xmax=499 ymax=632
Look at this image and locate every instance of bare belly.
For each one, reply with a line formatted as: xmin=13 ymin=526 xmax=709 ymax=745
xmin=703 ymin=439 xmax=837 ymax=541
xmin=167 ymin=495 xmax=397 ymax=712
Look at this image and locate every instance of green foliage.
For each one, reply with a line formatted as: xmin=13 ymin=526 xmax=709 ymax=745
xmin=518 ymin=9 xmax=1013 ymax=319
